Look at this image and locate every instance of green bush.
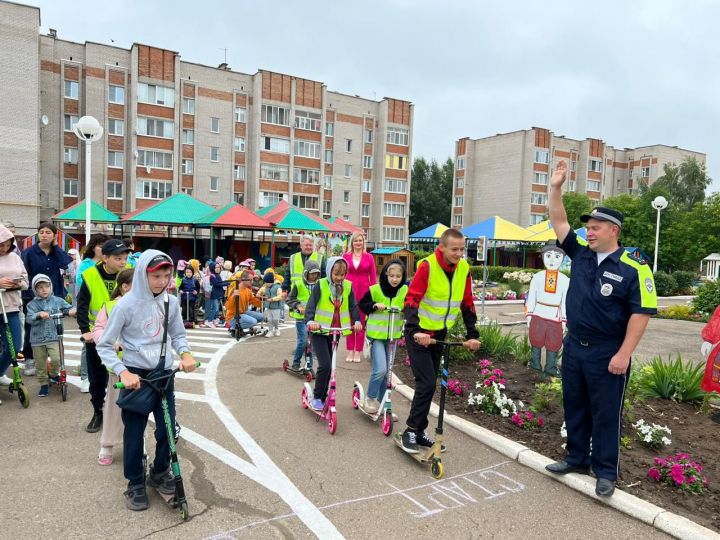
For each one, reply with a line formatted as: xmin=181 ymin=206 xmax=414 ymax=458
xmin=447 ymin=318 xmax=475 ymax=363
xmin=638 ymin=355 xmax=706 ymax=403
xmin=653 ymin=271 xmax=677 ymax=297
xmin=532 ymin=378 xmax=563 ymax=412
xmin=671 ymin=271 xmax=695 ymax=294
xmin=623 ymin=365 xmax=646 ymax=423
xmin=512 ymin=334 xmax=532 ymax=366
xmin=655 ymin=305 xmax=707 ymax=322
xmin=692 ymin=280 xmax=720 ymax=316
xmin=469 ymin=265 xmax=541 ymax=283
xmin=478 ymin=323 xmax=518 ymax=361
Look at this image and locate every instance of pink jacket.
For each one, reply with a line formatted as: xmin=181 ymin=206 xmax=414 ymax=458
xmin=342 ymin=251 xmax=377 ymax=303
xmin=0 ymin=225 xmax=29 ymax=313
xmin=91 ymin=305 xmax=109 ymax=344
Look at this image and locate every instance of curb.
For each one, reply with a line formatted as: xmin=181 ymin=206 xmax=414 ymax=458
xmin=391 ymin=374 xmax=720 ymax=540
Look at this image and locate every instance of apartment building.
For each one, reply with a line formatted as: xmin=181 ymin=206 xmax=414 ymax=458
xmin=453 ymin=127 xmax=706 ymax=228
xmin=0 ymin=1 xmax=413 ymax=246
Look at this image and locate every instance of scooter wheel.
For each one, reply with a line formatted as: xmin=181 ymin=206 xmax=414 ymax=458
xmin=431 ymin=459 xmax=444 ymax=479
xmin=382 ymin=413 xmax=393 ymax=436
xmin=301 ymin=387 xmax=309 ymax=409
xmin=351 ymin=387 xmax=360 ymax=409
xmin=61 ymin=384 xmax=68 ymax=402
xmin=282 ymin=359 xmax=289 ymax=372
xmin=305 ymin=371 xmax=313 ymax=382
xmin=180 ymin=501 xmax=189 ymax=520
xmin=18 ymin=385 xmax=29 ymax=408
xmin=328 ymin=411 xmax=337 ymax=434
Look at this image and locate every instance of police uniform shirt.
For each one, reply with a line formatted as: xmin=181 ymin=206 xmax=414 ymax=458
xmin=560 ymin=229 xmax=658 ymax=343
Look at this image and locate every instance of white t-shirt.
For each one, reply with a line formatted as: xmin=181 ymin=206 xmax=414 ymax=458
xmin=596 ymin=252 xmax=612 ymax=265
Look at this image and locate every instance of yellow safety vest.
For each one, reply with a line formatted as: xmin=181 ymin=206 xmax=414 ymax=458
xmin=313 ymin=278 xmax=352 ymax=335
xmin=290 ymin=281 xmax=311 ymax=320
xmin=290 ymin=252 xmax=319 ymax=289
xmin=83 ymin=265 xmax=117 ymax=330
xmin=365 ymin=284 xmax=407 ymax=340
xmin=418 ymin=255 xmax=469 ymax=331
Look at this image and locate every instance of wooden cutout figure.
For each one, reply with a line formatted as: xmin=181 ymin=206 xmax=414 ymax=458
xmin=526 ymin=243 xmax=569 ymax=376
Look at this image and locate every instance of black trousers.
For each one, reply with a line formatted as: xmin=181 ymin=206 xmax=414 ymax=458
xmin=311 ymin=334 xmax=334 ymax=401
xmin=406 ymin=337 xmax=443 ymax=433
xmin=85 ymin=342 xmax=108 ymax=414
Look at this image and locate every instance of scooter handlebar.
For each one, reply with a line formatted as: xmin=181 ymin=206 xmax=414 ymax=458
xmin=114 ymin=362 xmax=202 ymax=389
xmin=428 ymin=340 xmax=467 ymax=346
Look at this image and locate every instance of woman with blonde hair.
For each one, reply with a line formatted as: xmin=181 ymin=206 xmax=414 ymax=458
xmin=341 ymin=231 xmax=377 ymax=362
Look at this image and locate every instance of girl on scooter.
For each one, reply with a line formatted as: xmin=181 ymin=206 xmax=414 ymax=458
xmin=305 ymin=257 xmax=362 ymax=411
xmin=0 ymin=225 xmax=28 ymax=388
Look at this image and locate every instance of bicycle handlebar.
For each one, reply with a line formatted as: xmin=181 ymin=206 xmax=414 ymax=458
xmin=114 ymin=361 xmax=202 ymax=389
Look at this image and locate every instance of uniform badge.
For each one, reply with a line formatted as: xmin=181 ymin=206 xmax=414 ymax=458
xmin=645 ymin=278 xmax=654 ymax=293
xmin=602 ymin=271 xmax=623 ymax=283
xmin=600 ymin=283 xmax=613 ymax=296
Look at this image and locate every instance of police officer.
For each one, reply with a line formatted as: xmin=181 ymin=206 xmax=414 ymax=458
xmin=545 ymin=160 xmax=658 ymax=497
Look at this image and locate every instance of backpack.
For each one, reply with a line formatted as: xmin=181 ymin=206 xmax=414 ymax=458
xmin=202 ymin=273 xmax=213 ymax=295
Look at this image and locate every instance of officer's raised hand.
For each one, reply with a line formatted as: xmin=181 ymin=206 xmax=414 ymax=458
xmin=551 ymin=160 xmax=568 ymax=188
xmin=608 ymin=351 xmax=631 ymax=375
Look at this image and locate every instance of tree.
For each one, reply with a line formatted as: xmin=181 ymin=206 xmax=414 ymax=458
xmin=653 ymin=156 xmax=711 ymax=210
xmin=409 ymin=157 xmax=453 ymax=233
xmin=560 ymin=192 xmax=593 ymax=230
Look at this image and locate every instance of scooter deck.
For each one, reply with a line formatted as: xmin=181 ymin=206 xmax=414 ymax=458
xmin=393 ymin=433 xmax=440 ymax=463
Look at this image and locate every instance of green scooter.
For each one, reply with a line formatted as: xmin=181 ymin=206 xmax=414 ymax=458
xmin=0 ymin=288 xmax=29 ymax=408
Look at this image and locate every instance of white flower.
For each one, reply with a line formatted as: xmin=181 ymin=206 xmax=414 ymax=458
xmin=560 ymin=421 xmax=567 ymax=438
xmin=661 ymin=437 xmax=672 ymax=446
xmin=518 ymin=401 xmax=525 ymax=409
xmin=500 ymin=409 xmax=510 ymax=417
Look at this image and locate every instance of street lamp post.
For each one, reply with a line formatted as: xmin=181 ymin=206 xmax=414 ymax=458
xmin=651 ymin=195 xmax=668 ymax=273
xmin=73 ymin=116 xmax=104 ymax=246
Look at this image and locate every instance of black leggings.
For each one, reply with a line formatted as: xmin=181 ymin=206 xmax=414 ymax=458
xmin=311 ymin=334 xmax=335 ymax=401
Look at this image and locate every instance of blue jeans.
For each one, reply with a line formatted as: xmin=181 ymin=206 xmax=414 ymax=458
xmin=205 ymin=297 xmax=219 ymax=322
xmin=230 ymin=310 xmax=264 ymax=330
xmin=367 ymin=339 xmax=390 ymax=400
xmin=0 ymin=311 xmax=21 ymax=376
xmin=292 ymin=320 xmax=312 ymax=368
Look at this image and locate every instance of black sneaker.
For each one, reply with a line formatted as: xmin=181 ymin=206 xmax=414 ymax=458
xmin=417 ymin=431 xmax=447 ymax=453
xmin=49 ymin=375 xmax=60 ymax=385
xmin=148 ymin=468 xmax=176 ymax=495
xmin=124 ymin=483 xmax=149 ymax=511
xmin=400 ymin=429 xmax=419 ymax=454
xmin=86 ymin=412 xmax=103 ymax=433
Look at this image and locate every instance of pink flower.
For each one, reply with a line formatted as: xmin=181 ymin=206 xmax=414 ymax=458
xmin=483 ymin=379 xmax=492 ymax=387
xmin=526 ymin=412 xmax=534 ymax=420
xmin=500 ymin=378 xmax=506 ymax=385
xmin=648 ymin=468 xmax=661 ymax=481
xmin=492 ymin=368 xmax=503 ymax=376
xmin=654 ymin=457 xmax=666 ymax=466
xmin=537 ymin=417 xmax=544 ymax=426
xmin=489 ymin=375 xmax=497 ymax=382
xmin=480 ymin=368 xmax=490 ymax=376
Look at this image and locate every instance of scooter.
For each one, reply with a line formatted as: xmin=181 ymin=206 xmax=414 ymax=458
xmin=393 ymin=339 xmax=465 ymax=479
xmin=300 ymin=327 xmax=351 ymax=435
xmin=115 ymin=362 xmax=201 ymax=521
xmin=230 ymin=284 xmax=269 ymax=341
xmin=283 ymin=337 xmax=314 ymax=382
xmin=0 ymin=288 xmax=29 ymax=408
xmin=49 ymin=312 xmax=68 ymax=401
xmin=351 ymin=306 xmax=401 ymax=436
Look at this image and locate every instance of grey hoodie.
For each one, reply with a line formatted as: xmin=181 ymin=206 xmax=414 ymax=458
xmin=286 ymin=259 xmax=321 ymax=313
xmin=97 ymin=250 xmax=190 ymax=375
xmin=26 ymin=274 xmax=72 ymax=344
xmin=303 ymin=256 xmax=361 ymax=325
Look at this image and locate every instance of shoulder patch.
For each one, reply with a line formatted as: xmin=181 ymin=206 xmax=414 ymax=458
xmin=645 ymin=278 xmax=654 ymax=293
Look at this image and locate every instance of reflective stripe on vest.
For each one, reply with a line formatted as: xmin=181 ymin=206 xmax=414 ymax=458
xmin=313 ymin=278 xmax=352 ymax=335
xmin=417 ymin=255 xmax=469 ymax=331
xmin=290 ymin=281 xmax=311 ymax=320
xmin=83 ymin=265 xmax=116 ymax=330
xmin=290 ymin=252 xmax=319 ymax=289
xmin=366 ymin=284 xmax=407 ymax=340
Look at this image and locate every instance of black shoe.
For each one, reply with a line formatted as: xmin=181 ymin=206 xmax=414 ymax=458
xmin=400 ymin=430 xmax=419 ymax=454
xmin=148 ymin=468 xmax=176 ymax=496
xmin=545 ymin=461 xmax=591 ymax=475
xmin=86 ymin=412 xmax=103 ymax=433
xmin=596 ymin=478 xmax=615 ymax=497
xmin=417 ymin=431 xmax=447 ymax=453
xmin=124 ymin=483 xmax=149 ymax=511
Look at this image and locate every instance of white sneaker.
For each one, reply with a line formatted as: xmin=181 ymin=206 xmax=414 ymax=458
xmin=80 ymin=378 xmax=90 ymax=393
xmin=274 ymin=329 xmax=281 ymax=337
xmin=264 ymin=330 xmax=272 ymax=338
xmin=23 ymin=368 xmax=36 ymax=376
xmin=0 ymin=374 xmax=12 ymax=385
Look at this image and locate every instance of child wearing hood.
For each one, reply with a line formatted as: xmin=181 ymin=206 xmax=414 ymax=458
xmin=305 ymin=257 xmax=362 ymax=411
xmin=179 ymin=266 xmax=200 ymax=326
xmin=358 ymin=259 xmax=408 ymax=414
xmin=25 ymin=274 xmax=76 ymax=396
xmin=225 ymin=270 xmax=264 ymax=332
xmin=97 ymin=250 xmax=197 ymax=511
xmin=287 ymin=260 xmax=321 ymax=370
xmin=257 ymin=270 xmax=283 ymax=337
xmin=0 ymin=225 xmax=29 ymax=387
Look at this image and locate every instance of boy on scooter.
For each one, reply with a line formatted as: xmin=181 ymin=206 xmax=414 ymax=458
xmin=401 ymin=228 xmax=481 ymax=453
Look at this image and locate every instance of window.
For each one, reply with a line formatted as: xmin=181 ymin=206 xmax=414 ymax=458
xmin=568 ymin=181 xmax=576 ymax=192
xmin=364 ymin=129 xmax=373 ymax=143
xmin=107 ymin=119 xmax=124 ymax=136
xmin=137 ymin=149 xmax=172 ymax=169
xmin=107 ymin=181 xmax=123 ymax=200
xmin=293 ymin=168 xmax=320 ymax=184
xmin=137 ymin=83 xmax=174 ymax=107
xmin=343 ymin=191 xmax=350 ymax=203
xmin=182 ymin=129 xmax=194 ymax=145
xmin=107 ymin=151 xmax=124 ymax=168
xmin=233 ymin=192 xmax=244 ymax=204
xmin=294 ymin=140 xmax=321 ymax=158
xmin=362 ymin=204 xmax=370 ymax=217
xmin=260 ymin=163 xmax=289 ymax=181
xmin=109 ymin=85 xmax=124 ymax=104
xmin=344 ymin=164 xmax=352 ymax=178
xmin=136 ymin=180 xmax=172 ymax=200
xmin=64 ymin=80 xmax=79 ymax=99
xmin=63 ymin=147 xmax=78 ymax=164
xmin=457 ymin=179 xmax=465 ymax=188
xmin=363 ymin=155 xmax=373 ymax=169
xmin=533 ymin=172 xmax=548 ymax=185
xmin=137 ymin=117 xmax=174 ymax=138
xmin=362 ymin=180 xmax=372 ymax=193
xmin=63 ymin=179 xmax=78 ymax=196
xmin=530 ymin=214 xmax=544 ymax=225
xmin=234 ymin=107 xmax=247 ymax=123
xmin=570 ymin=160 xmax=577 ymax=172
xmin=323 ymin=175 xmax=333 ymax=189
xmin=454 ymin=196 xmax=464 ymax=207
xmin=587 ymin=180 xmax=601 ymax=192
xmin=211 ymin=117 xmax=220 ymax=133
xmin=383 ymin=203 xmax=406 ymax=217
xmin=345 ymin=139 xmax=352 ymax=153
xmin=323 ymin=200 xmax=332 ymax=216
xmin=182 ymin=98 xmax=195 ymax=115
xmin=181 ymin=159 xmax=194 ymax=175
xmin=456 ymin=156 xmax=466 ymax=170
xmin=234 ymin=137 xmax=246 ymax=152
xmin=384 ymin=179 xmax=407 ymax=193
xmin=385 ymin=155 xmax=408 ymax=170
xmin=383 ymin=226 xmax=405 ymax=241
xmin=210 ymin=176 xmax=219 ymax=191
xmin=260 ymin=191 xmax=283 ymax=207
xmin=531 ymin=193 xmax=548 ymax=205
xmin=181 ymin=188 xmax=193 ymax=195
xmin=454 ymin=215 xmax=463 ymax=226
xmin=234 ymin=165 xmax=246 ymax=180
xmin=534 ymin=150 xmax=549 ymax=164
xmin=262 ymin=136 xmax=290 ymax=154
xmin=295 ymin=110 xmax=321 ymax=131
xmin=386 ymin=127 xmax=409 ymax=146
xmin=588 ymin=159 xmax=603 ymax=173
xmin=261 ymin=104 xmax=290 ymax=125
xmin=324 ymin=149 xmax=333 ymax=164
xmin=292 ymin=195 xmax=319 ymax=210
xmin=64 ymin=114 xmax=78 ymax=132
xmin=325 ymin=122 xmax=334 ymax=137
xmin=641 ymin=166 xmax=650 ymax=177
xmin=210 ymin=147 xmax=220 ymax=162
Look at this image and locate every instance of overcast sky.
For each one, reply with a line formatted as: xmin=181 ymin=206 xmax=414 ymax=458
xmin=30 ymin=0 xmax=720 ymax=191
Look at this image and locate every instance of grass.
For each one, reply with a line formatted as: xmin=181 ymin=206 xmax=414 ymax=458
xmin=638 ymin=354 xmax=706 ymax=404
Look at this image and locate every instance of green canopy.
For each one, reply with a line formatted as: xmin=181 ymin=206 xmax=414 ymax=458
xmin=121 ymin=193 xmax=214 ymax=225
xmin=52 ymin=199 xmax=119 ymax=222
xmin=257 ymin=200 xmax=330 ymax=232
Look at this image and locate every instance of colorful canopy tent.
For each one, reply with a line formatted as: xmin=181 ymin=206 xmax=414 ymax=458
xmin=194 ymin=202 xmax=273 ymax=259
xmin=409 ymin=222 xmax=449 ymax=242
xmin=121 ymin=193 xmax=214 ymax=225
xmin=328 ymin=217 xmax=361 ymax=234
xmin=524 ymin=225 xmax=557 ymax=242
xmin=525 ymin=220 xmax=552 ymax=235
xmin=22 ymin=227 xmax=81 ymax=253
xmin=461 ymin=216 xmax=531 ymax=242
xmin=575 ymin=227 xmax=587 ymax=240
xmin=52 ymin=199 xmax=120 ymax=223
xmin=257 ymin=200 xmax=331 ymax=233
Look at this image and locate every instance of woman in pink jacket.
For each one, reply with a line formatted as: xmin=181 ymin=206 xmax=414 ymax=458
xmin=0 ymin=225 xmax=29 ymax=389
xmin=342 ymin=232 xmax=377 ymax=362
